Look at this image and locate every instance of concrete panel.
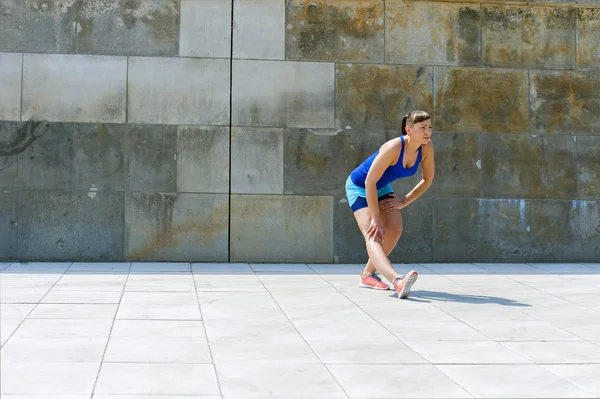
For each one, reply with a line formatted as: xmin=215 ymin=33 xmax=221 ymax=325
xmin=428 ymin=133 xmax=481 ymax=198
xmin=232 ymin=60 xmax=334 ymax=128
xmin=77 ymin=0 xmax=180 ymax=56
xmin=482 ymin=135 xmax=576 ymax=199
xmin=18 ymin=191 xmax=124 ymax=261
xmin=386 ymin=2 xmax=480 ymax=66
xmin=233 ymin=0 xmax=285 ymax=60
xmin=482 ymin=5 xmax=576 ymax=69
xmin=0 ymin=121 xmax=74 ymax=190
xmin=336 ymin=65 xmax=433 ymax=131
xmin=0 ymin=0 xmax=76 ymax=53
xmin=231 ymin=127 xmax=283 ymax=194
xmin=530 ymin=70 xmax=600 ymax=135
xmin=180 ymin=0 xmax=231 ymax=58
xmin=0 ymin=191 xmax=18 ymax=260
xmin=334 ymin=196 xmax=366 ymax=263
xmin=22 ymin=54 xmax=127 ymax=123
xmin=577 ymin=136 xmax=600 ymax=199
xmin=230 ymin=195 xmax=333 ymax=262
xmin=177 ymin=126 xmax=229 ymax=193
xmin=434 ymin=68 xmax=529 ymax=133
xmin=389 ymin=198 xmax=434 ymax=263
xmin=128 ymin=57 xmax=230 ymax=125
xmin=578 ymin=9 xmax=600 ymax=70
xmin=125 ymin=193 xmax=228 ymax=261
xmin=531 ymin=200 xmax=600 ymax=262
xmin=73 ymin=123 xmax=177 ymax=192
xmin=284 ymin=128 xmax=387 ymax=195
xmin=434 ymin=199 xmax=531 ymax=262
xmin=285 ymin=0 xmax=384 ymax=62
xmin=0 ymin=53 xmax=22 ymax=121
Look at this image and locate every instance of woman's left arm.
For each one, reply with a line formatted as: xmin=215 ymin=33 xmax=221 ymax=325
xmin=403 ymin=142 xmax=435 ymax=207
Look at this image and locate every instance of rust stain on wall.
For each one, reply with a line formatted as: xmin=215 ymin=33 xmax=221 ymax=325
xmin=127 ymin=194 xmax=227 ymax=260
xmin=531 ymin=71 xmax=600 ymax=134
xmin=286 ymin=0 xmax=384 ymax=62
xmin=577 ymin=8 xmax=600 ymax=69
xmin=386 ymin=1 xmax=480 ymax=65
xmin=435 ymin=68 xmax=528 ymax=133
xmin=337 ymin=64 xmax=433 ymax=130
xmin=483 ymin=5 xmax=576 ymax=68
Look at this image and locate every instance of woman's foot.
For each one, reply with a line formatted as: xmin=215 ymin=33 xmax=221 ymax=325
xmin=358 ymin=273 xmax=390 ymax=290
xmin=393 ymin=270 xmax=418 ymax=298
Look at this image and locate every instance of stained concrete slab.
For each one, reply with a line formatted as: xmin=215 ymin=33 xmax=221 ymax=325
xmin=577 ymin=136 xmax=600 ymax=199
xmin=284 ymin=128 xmax=387 ymax=196
xmin=180 ymin=0 xmax=231 ymax=58
xmin=77 ymin=0 xmax=180 ymax=56
xmin=127 ymin=57 xmax=230 ymax=125
xmin=434 ymin=199 xmax=531 ymax=262
xmin=231 ymin=127 xmax=283 ymax=194
xmin=0 ymin=191 xmax=18 ymax=260
xmin=230 ymin=194 xmax=333 ymax=262
xmin=18 ymin=191 xmax=124 ymax=261
xmin=232 ymin=60 xmax=334 ymax=128
xmin=124 ymin=193 xmax=229 ymax=262
xmin=386 ymin=1 xmax=480 ymax=66
xmin=391 ymin=198 xmax=434 ymax=263
xmin=73 ymin=123 xmax=177 ymax=192
xmin=0 ymin=53 xmax=22 ymax=121
xmin=531 ymin=200 xmax=600 ymax=262
xmin=0 ymin=0 xmax=77 ymax=53
xmin=336 ymin=64 xmax=433 ymax=131
xmin=428 ymin=133 xmax=481 ymax=198
xmin=177 ymin=126 xmax=229 ymax=194
xmin=482 ymin=135 xmax=577 ymax=199
xmin=577 ymin=8 xmax=600 ymax=70
xmin=0 ymin=121 xmax=74 ymax=190
xmin=233 ymin=0 xmax=285 ymax=60
xmin=22 ymin=54 xmax=127 ymax=123
xmin=530 ymin=70 xmax=600 ymax=135
xmin=434 ymin=67 xmax=529 ymax=133
xmin=482 ymin=5 xmax=576 ymax=69
xmin=286 ymin=0 xmax=384 ymax=62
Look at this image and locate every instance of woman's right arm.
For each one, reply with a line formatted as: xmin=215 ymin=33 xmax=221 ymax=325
xmin=364 ymin=142 xmax=398 ymax=240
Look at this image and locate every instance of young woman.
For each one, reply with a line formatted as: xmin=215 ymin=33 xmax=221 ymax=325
xmin=345 ymin=110 xmax=434 ymax=298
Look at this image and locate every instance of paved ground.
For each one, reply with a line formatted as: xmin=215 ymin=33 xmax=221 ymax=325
xmin=1 ymin=261 xmax=600 ymax=399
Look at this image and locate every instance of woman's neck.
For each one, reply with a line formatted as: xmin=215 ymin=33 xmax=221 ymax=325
xmin=404 ymin=135 xmax=420 ymax=153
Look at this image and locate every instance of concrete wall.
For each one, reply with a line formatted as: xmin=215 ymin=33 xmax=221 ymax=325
xmin=1 ymin=0 xmax=598 ymax=263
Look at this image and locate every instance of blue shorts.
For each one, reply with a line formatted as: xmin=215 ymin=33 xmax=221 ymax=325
xmin=345 ymin=175 xmax=394 ymax=212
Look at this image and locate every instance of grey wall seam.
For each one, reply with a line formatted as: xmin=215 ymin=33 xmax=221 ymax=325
xmin=228 ymin=0 xmax=235 ymax=262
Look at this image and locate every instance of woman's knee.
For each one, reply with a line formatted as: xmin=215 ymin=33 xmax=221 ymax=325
xmin=384 ymin=213 xmax=403 ymax=237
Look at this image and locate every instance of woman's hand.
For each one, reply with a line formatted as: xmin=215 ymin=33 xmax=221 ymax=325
xmin=380 ymin=194 xmax=407 ymax=211
xmin=366 ymin=216 xmax=384 ymax=242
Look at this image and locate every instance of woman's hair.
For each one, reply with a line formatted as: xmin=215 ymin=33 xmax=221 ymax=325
xmin=401 ymin=110 xmax=430 ymax=135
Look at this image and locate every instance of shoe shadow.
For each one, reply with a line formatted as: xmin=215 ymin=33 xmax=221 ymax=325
xmin=405 ymin=290 xmax=531 ymax=307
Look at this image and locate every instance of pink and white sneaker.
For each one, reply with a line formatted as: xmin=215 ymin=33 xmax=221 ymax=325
xmin=393 ymin=270 xmax=418 ymax=299
xmin=358 ymin=273 xmax=390 ymax=290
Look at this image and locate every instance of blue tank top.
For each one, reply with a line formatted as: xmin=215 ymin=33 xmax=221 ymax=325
xmin=350 ymin=136 xmax=422 ymax=189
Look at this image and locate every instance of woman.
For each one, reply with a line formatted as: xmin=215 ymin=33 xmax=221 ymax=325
xmin=345 ymin=110 xmax=434 ymax=298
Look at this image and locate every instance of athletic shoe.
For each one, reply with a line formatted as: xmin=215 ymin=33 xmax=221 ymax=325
xmin=358 ymin=273 xmax=390 ymax=290
xmin=393 ymin=270 xmax=418 ymax=299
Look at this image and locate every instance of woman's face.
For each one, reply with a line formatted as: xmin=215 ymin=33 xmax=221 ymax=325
xmin=407 ymin=119 xmax=432 ymax=145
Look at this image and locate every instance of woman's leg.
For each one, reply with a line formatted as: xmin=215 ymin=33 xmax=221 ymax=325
xmin=362 ymin=209 xmax=403 ymax=278
xmin=353 ymin=208 xmax=401 ymax=284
